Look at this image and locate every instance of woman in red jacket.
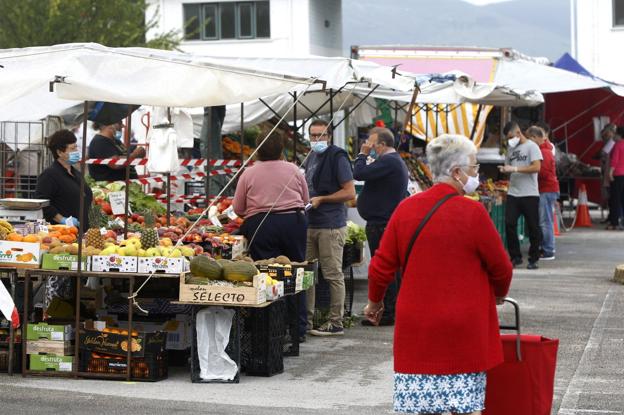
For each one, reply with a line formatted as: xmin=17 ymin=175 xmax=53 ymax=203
xmin=364 ymin=134 xmax=513 ymax=414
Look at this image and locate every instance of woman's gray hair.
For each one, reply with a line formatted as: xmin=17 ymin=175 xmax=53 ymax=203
xmin=426 ymin=134 xmax=477 ymax=181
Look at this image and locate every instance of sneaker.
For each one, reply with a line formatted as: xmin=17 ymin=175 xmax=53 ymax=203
xmin=511 ymin=257 xmax=523 ymax=267
xmin=541 ymin=254 xmax=555 ymax=261
xmin=309 ymin=322 xmax=344 ymax=336
xmin=527 ymin=262 xmax=539 ymax=270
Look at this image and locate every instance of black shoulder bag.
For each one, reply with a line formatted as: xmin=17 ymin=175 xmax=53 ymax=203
xmin=402 ymin=192 xmax=459 ymax=270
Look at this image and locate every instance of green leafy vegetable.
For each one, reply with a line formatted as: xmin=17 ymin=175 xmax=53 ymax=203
xmin=345 ymin=221 xmax=367 ymax=244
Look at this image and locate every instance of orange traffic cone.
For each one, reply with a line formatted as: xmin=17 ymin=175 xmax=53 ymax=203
xmin=553 ymin=203 xmax=560 ymax=236
xmin=574 ymin=184 xmax=592 ymax=228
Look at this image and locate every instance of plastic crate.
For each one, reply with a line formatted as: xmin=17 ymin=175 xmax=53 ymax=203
xmin=190 ymin=307 xmax=241 ymax=384
xmin=488 ymin=203 xmax=527 ymax=246
xmin=79 ymin=350 xmax=167 ymax=382
xmin=0 ymin=344 xmax=22 ymax=374
xmin=240 ymin=300 xmax=286 ymax=377
xmin=314 ymin=265 xmax=355 ymax=318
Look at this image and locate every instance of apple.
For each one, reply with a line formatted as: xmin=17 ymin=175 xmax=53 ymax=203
xmin=180 ymin=247 xmax=194 ymax=257
xmin=170 ymin=249 xmax=182 ymax=258
xmin=193 ymin=245 xmax=204 ymax=255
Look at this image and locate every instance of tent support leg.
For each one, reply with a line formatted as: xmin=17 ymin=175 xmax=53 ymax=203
xmin=469 ymin=104 xmax=483 ymax=142
xmin=240 ymin=103 xmax=244 ymax=163
xmin=293 ymin=92 xmax=298 ymax=162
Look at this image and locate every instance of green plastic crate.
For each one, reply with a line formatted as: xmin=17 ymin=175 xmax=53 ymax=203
xmin=488 ymin=203 xmax=526 ymax=247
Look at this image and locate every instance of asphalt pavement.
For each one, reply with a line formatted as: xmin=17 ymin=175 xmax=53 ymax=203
xmin=0 ymin=226 xmax=622 ymax=415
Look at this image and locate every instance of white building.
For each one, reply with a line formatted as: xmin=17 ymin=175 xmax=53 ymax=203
xmin=146 ymin=0 xmax=342 ymax=57
xmin=572 ymin=0 xmax=624 ymax=83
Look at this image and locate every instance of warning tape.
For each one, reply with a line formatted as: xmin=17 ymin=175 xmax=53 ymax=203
xmin=128 ymin=169 xmax=238 ymax=186
xmin=85 ymin=158 xmax=250 ymax=167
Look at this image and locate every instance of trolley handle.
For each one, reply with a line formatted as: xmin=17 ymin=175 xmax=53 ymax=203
xmin=498 ymin=297 xmax=522 ymax=361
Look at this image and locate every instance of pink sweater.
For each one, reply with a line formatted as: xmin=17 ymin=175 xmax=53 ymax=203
xmin=610 ymin=140 xmax=624 ymax=177
xmin=233 ymin=160 xmax=309 ymax=218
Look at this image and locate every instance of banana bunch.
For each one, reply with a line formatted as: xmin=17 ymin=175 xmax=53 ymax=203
xmin=0 ymin=220 xmax=14 ymax=240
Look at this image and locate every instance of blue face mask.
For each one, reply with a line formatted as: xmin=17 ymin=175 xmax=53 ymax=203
xmin=114 ymin=130 xmax=122 ymax=140
xmin=311 ymin=141 xmax=328 ymax=153
xmin=68 ymin=151 xmax=81 ymax=165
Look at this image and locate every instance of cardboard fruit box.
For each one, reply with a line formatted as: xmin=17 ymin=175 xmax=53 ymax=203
xmin=29 ymin=354 xmax=73 ymax=372
xmin=41 ymin=253 xmax=90 ymax=271
xmin=91 ymin=255 xmax=138 ymax=273
xmin=79 ymin=328 xmax=166 ymax=358
xmin=26 ymin=323 xmax=74 ymax=342
xmin=26 ymin=339 xmax=73 ymax=357
xmin=179 ymin=272 xmax=267 ymax=305
xmin=137 ymin=257 xmax=190 ymax=274
xmin=0 ymin=241 xmax=40 ymax=268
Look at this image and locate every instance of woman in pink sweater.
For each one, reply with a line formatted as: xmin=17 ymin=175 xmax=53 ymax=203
xmin=233 ymin=131 xmax=309 ymax=260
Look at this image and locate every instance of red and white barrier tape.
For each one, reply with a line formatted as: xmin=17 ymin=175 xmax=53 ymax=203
xmin=128 ymin=169 xmax=239 ymax=186
xmin=85 ymin=158 xmax=250 ymax=167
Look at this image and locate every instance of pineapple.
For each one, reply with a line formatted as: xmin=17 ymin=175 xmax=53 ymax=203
xmin=140 ymin=213 xmax=159 ymax=249
xmin=85 ymin=204 xmax=106 ymax=249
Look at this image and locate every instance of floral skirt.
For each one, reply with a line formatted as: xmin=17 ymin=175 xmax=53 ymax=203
xmin=394 ymin=371 xmax=486 ymax=414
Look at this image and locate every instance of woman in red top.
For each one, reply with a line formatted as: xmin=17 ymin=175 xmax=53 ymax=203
xmin=364 ymin=134 xmax=513 ymax=415
xmin=608 ymin=127 xmax=624 ymax=229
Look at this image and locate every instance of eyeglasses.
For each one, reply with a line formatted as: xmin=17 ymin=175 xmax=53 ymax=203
xmin=310 ymin=133 xmax=329 ymax=139
xmin=457 ymin=164 xmax=480 ymax=172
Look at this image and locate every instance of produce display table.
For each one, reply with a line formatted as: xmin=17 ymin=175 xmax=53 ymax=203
xmin=21 ymin=269 xmax=178 ymax=381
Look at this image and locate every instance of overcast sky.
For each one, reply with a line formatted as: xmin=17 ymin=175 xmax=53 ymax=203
xmin=343 ymin=0 xmax=571 ymax=61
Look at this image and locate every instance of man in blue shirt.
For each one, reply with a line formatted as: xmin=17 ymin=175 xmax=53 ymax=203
xmin=304 ymin=119 xmax=355 ymax=336
xmin=354 ymin=127 xmax=409 ymax=326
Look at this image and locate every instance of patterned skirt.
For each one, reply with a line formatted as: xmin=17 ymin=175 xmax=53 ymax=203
xmin=394 ymin=371 xmax=486 ymax=414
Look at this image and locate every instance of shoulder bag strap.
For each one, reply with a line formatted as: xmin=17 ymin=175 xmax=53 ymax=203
xmin=402 ymin=192 xmax=459 ymax=270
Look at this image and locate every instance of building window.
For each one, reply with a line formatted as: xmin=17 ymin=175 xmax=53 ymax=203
xmin=614 ymin=0 xmax=624 ymax=27
xmin=183 ymin=2 xmax=270 ymax=40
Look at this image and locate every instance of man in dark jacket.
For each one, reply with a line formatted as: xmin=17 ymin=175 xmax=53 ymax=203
xmin=304 ymin=119 xmax=355 ymax=336
xmin=354 ymin=127 xmax=409 ymax=326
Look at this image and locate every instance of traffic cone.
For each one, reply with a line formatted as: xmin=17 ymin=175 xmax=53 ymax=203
xmin=574 ymin=184 xmax=592 ymax=228
xmin=553 ymin=203 xmax=560 ymax=236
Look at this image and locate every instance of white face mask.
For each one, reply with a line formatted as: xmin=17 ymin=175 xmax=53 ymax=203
xmin=508 ymin=137 xmax=520 ymax=148
xmin=456 ymin=171 xmax=480 ymax=194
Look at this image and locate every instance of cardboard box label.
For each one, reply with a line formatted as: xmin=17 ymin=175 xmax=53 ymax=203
xmin=0 ymin=241 xmax=40 ymax=267
xmin=79 ymin=329 xmax=166 ymax=357
xmin=91 ymin=255 xmax=138 ymax=273
xmin=26 ymin=323 xmax=74 ymax=341
xmin=42 ymin=253 xmax=90 ymax=271
xmin=137 ymin=257 xmax=189 ymax=274
xmin=29 ymin=354 xmax=73 ymax=372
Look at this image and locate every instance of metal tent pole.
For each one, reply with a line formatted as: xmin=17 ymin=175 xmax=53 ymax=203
xmin=469 ymin=104 xmax=484 ymax=142
xmin=240 ymin=103 xmax=245 ymax=163
xmin=124 ymin=108 xmax=132 ymax=238
xmin=292 ymin=92 xmax=297 ymax=162
xmin=75 ymin=100 xmax=89 ymax=378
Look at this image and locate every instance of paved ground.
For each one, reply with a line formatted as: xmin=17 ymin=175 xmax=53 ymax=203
xmin=0 ymin=227 xmax=623 ymax=415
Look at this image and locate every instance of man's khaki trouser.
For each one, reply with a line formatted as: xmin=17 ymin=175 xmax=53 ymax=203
xmin=306 ymin=227 xmax=347 ymax=328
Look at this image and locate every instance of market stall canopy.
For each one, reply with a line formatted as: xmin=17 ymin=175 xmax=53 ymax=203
xmin=354 ymin=46 xmax=624 ymax=96
xmin=0 ymin=43 xmax=318 ymax=110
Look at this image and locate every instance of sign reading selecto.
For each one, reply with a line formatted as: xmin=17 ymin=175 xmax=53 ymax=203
xmin=108 ymin=191 xmax=127 ymax=216
xmin=189 ymin=286 xmax=247 ymax=303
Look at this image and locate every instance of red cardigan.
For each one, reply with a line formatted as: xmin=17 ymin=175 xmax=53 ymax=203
xmin=368 ymin=183 xmax=513 ymax=375
xmin=538 ymin=142 xmax=559 ymax=193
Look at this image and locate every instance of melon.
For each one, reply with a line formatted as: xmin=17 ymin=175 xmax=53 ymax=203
xmin=189 ymin=256 xmax=223 ymax=280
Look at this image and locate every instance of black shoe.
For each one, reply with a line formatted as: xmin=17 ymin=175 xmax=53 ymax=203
xmin=299 ymin=335 xmax=306 ymax=343
xmin=511 ymin=257 xmax=523 ymax=267
xmin=527 ymin=262 xmax=539 ymax=270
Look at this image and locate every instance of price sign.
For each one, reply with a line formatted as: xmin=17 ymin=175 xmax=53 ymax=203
xmin=108 ymin=191 xmax=127 ymax=216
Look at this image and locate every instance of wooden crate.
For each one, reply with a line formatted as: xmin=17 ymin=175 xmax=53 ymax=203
xmin=179 ymin=272 xmax=267 ymax=305
xmin=26 ymin=340 xmax=73 ymax=357
xmin=614 ymin=265 xmax=624 ymax=284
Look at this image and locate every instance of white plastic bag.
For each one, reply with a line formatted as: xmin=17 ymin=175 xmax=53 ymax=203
xmin=146 ymin=125 xmax=181 ymax=173
xmin=196 ymin=307 xmax=237 ymax=381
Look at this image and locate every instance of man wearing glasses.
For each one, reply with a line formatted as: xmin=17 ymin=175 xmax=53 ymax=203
xmin=303 ymin=119 xmax=355 ymax=336
xmin=499 ymin=121 xmax=543 ymax=270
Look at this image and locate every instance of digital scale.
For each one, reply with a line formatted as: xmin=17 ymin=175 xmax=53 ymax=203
xmin=0 ymin=198 xmax=49 ymax=222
